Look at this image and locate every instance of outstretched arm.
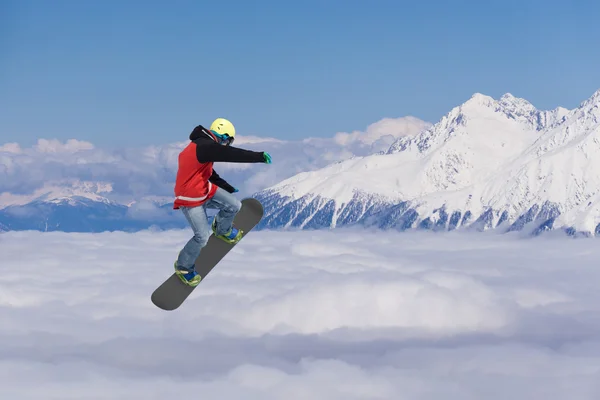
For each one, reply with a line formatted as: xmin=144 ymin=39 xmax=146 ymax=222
xmin=196 ymin=141 xmax=265 ymax=163
xmin=209 ymin=170 xmax=236 ymax=193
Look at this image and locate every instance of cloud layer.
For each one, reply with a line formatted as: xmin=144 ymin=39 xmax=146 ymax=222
xmin=1 ymin=228 xmax=600 ymax=398
xmin=0 ymin=117 xmax=430 ymax=206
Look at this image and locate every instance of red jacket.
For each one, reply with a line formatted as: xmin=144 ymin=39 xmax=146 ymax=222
xmin=173 ymin=125 xmax=265 ymax=209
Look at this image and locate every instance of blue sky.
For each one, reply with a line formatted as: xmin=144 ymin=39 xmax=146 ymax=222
xmin=2 ymin=0 xmax=600 ymax=147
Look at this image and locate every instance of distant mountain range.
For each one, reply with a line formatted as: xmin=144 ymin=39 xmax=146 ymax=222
xmin=2 ymin=89 xmax=600 ymax=237
xmin=0 ymin=181 xmax=182 ymax=231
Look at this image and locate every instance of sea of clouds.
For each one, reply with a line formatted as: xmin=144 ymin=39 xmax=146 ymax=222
xmin=1 ymin=228 xmax=599 ymax=399
xmin=0 ymin=116 xmax=430 ymax=206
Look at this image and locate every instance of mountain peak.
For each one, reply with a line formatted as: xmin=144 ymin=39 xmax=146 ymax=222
xmin=499 ymin=92 xmax=534 ymax=107
xmin=33 ymin=180 xmax=113 ymax=204
xmin=579 ymin=88 xmax=600 ymax=108
xmin=0 ymin=180 xmax=115 ymax=209
xmin=386 ymin=91 xmax=548 ymax=155
xmin=461 ymin=92 xmax=536 ymax=111
xmin=463 ymin=92 xmax=495 ymax=108
xmin=455 ymin=92 xmax=538 ymax=120
xmin=498 ymin=92 xmax=537 ymax=115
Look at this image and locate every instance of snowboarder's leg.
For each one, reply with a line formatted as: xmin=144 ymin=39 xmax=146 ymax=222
xmin=205 ymin=187 xmax=243 ymax=244
xmin=175 ymin=205 xmax=210 ymax=286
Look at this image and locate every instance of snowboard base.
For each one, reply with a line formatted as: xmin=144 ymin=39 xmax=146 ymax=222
xmin=151 ymin=197 xmax=264 ymax=310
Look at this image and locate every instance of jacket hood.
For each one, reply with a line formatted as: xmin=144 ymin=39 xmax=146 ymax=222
xmin=189 ymin=125 xmax=216 ymax=141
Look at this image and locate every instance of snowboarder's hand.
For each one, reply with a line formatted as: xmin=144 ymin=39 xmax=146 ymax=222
xmin=262 ymin=152 xmax=272 ymax=164
xmin=232 ymin=187 xmax=239 ymax=193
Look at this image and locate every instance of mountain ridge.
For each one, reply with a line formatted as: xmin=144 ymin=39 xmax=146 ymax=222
xmin=254 ymin=89 xmax=600 ymax=237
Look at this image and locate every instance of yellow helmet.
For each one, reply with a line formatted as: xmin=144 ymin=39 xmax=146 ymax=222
xmin=209 ymin=118 xmax=235 ymax=145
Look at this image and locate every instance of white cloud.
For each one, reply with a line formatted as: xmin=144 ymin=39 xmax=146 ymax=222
xmin=333 ymin=116 xmax=432 ymax=148
xmin=125 ymin=198 xmax=173 ymax=221
xmin=0 ymin=229 xmax=599 ymax=398
xmin=34 ymin=138 xmax=95 ymax=153
xmin=0 ymin=117 xmax=431 ymax=206
xmin=0 ymin=142 xmax=22 ymax=153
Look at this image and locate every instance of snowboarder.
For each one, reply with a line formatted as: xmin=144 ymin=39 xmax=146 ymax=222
xmin=172 ymin=118 xmax=272 ymax=286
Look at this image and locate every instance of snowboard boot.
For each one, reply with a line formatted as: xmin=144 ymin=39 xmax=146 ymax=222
xmin=211 ymin=219 xmax=243 ymax=244
xmin=174 ymin=261 xmax=201 ymax=287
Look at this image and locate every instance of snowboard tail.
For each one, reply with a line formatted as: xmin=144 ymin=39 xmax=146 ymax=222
xmin=151 ymin=197 xmax=264 ymax=310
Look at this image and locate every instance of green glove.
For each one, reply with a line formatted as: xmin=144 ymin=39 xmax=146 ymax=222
xmin=263 ymin=152 xmax=272 ymax=164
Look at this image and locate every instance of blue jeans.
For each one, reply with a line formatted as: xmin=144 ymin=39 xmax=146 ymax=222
xmin=176 ymin=187 xmax=242 ymax=271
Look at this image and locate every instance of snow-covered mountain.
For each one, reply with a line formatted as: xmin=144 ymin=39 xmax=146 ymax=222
xmin=0 ymin=181 xmax=115 ymax=208
xmin=255 ymin=89 xmax=600 ymax=237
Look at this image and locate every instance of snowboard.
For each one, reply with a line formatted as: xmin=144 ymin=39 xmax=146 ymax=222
xmin=151 ymin=197 xmax=264 ymax=311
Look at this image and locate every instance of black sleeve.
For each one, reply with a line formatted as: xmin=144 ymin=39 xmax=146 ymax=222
xmin=196 ymin=141 xmax=265 ymax=163
xmin=209 ymin=169 xmax=236 ymax=193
